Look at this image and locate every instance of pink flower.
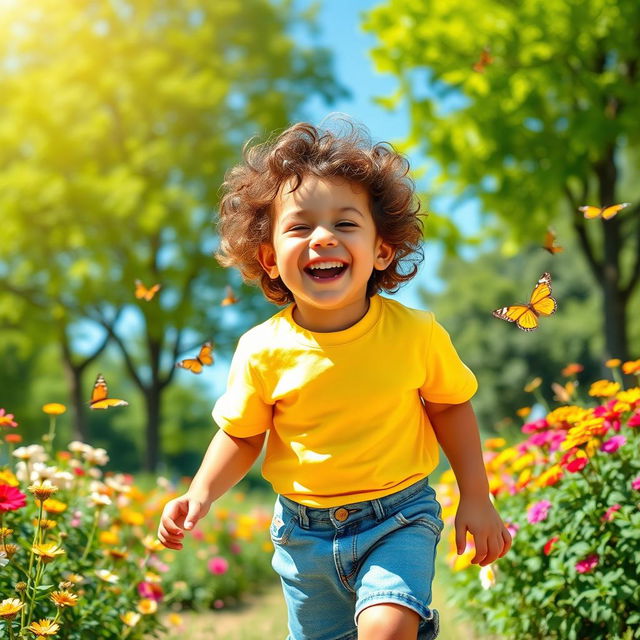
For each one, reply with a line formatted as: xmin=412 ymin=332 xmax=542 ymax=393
xmin=600 ymin=435 xmax=626 ymax=453
xmin=214 ymin=599 xmax=224 ymax=609
xmin=230 ymin=542 xmax=242 ymax=555
xmin=632 ymin=476 xmax=640 ymax=491
xmin=207 ymin=556 xmax=229 ymax=575
xmin=566 ymin=457 xmax=588 ymax=473
xmin=628 ymin=412 xmax=640 ymax=428
xmin=575 ymin=554 xmax=599 ymax=574
xmin=191 ymin=528 xmax=204 ymax=541
xmin=137 ymin=581 xmax=164 ymax=602
xmin=0 ymin=484 xmax=27 ymax=512
xmin=70 ymin=510 xmax=83 ymax=527
xmin=543 ymin=536 xmax=560 ymax=555
xmin=527 ymin=499 xmax=552 ymax=524
xmin=522 ymin=418 xmax=549 ymax=434
xmin=0 ymin=408 xmax=18 ymax=429
xmin=601 ymin=504 xmax=621 ymax=522
xmin=594 ymin=401 xmax=622 ymax=432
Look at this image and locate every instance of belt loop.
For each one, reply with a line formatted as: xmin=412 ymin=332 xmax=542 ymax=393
xmin=297 ymin=503 xmax=310 ymax=529
xmin=372 ymin=498 xmax=385 ymax=522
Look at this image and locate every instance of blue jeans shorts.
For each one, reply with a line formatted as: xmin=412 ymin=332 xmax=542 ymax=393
xmin=270 ymin=476 xmax=444 ymax=640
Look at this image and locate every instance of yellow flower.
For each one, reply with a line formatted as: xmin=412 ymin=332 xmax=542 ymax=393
xmin=42 ymin=403 xmax=66 ymax=416
xmin=106 ymin=548 xmax=129 ymax=560
xmin=99 ymin=530 xmax=120 ymax=545
xmin=26 ymin=618 xmax=60 ymax=636
xmin=32 ymin=519 xmax=57 ymax=530
xmin=561 ymin=416 xmax=606 ymax=450
xmin=32 ymin=543 xmax=65 ymax=563
xmin=617 ymin=387 xmax=640 ymax=408
xmin=63 ymin=573 xmax=84 ymax=584
xmin=42 ymin=499 xmax=67 ymax=515
xmin=605 ymin=358 xmax=621 ymax=368
xmin=524 ymin=377 xmax=542 ymax=392
xmin=137 ymin=598 xmax=158 ymax=614
xmin=535 ymin=464 xmax=564 ymax=488
xmin=3 ymin=543 xmax=19 ymax=559
xmin=120 ymin=611 xmax=141 ymax=627
xmin=622 ymin=359 xmax=640 ymax=375
xmin=511 ymin=452 xmax=535 ymax=472
xmin=516 ymin=468 xmax=532 ymax=489
xmin=588 ymin=380 xmax=620 ymax=398
xmin=0 ymin=597 xmax=25 ymax=620
xmin=0 ymin=470 xmax=19 ymax=487
xmin=119 ymin=508 xmax=144 ymax=526
xmin=546 ymin=405 xmax=590 ymax=429
xmin=483 ymin=437 xmax=506 ymax=450
xmin=492 ymin=447 xmax=519 ymax=467
xmin=166 ymin=612 xmax=183 ymax=627
xmin=29 ymin=481 xmax=59 ymax=502
xmin=141 ymin=535 xmax=165 ymax=553
xmin=0 ymin=527 xmax=13 ymax=539
xmin=144 ymin=571 xmax=161 ymax=583
xmin=516 ymin=407 xmax=531 ymax=418
xmin=50 ymin=590 xmax=78 ymax=608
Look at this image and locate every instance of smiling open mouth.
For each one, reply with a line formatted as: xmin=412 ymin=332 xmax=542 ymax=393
xmin=304 ymin=264 xmax=347 ymax=279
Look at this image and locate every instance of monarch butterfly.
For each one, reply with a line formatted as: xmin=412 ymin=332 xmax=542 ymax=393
xmin=90 ymin=374 xmax=129 ymax=410
xmin=176 ymin=342 xmax=214 ymax=374
xmin=579 ymin=203 xmax=630 ymax=220
xmin=551 ymin=381 xmax=576 ymax=404
xmin=221 ymin=286 xmax=238 ymax=307
xmin=492 ymin=272 xmax=557 ymax=331
xmin=542 ymin=228 xmax=563 ymax=255
xmin=135 ymin=280 xmax=161 ymax=301
xmin=472 ymin=47 xmax=493 ymax=73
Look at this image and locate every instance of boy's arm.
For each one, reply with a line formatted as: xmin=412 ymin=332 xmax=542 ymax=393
xmin=423 ymin=399 xmax=512 ymax=566
xmin=158 ymin=429 xmax=265 ymax=549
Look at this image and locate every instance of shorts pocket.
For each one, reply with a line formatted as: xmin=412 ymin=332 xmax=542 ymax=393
xmin=270 ymin=511 xmax=297 ymax=545
xmin=393 ymin=492 xmax=445 ymax=537
xmin=394 ymin=511 xmax=443 ymax=537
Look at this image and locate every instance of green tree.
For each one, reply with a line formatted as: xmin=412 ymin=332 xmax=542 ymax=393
xmin=364 ymin=0 xmax=640 ymax=361
xmin=0 ymin=0 xmax=345 ymax=470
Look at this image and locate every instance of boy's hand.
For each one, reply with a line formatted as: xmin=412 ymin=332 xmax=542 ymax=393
xmin=157 ymin=493 xmax=211 ymax=550
xmin=455 ymin=495 xmax=512 ymax=566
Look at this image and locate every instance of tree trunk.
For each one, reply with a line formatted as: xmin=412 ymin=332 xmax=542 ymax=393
xmin=144 ymin=384 xmax=161 ymax=472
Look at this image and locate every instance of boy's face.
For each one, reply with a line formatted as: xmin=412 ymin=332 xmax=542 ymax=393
xmin=258 ymin=175 xmax=394 ymax=331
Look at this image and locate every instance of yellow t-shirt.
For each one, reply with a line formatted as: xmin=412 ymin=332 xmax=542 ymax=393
xmin=212 ymin=294 xmax=477 ymax=507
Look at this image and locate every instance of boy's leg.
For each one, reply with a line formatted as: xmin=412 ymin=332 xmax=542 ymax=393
xmin=357 ymin=602 xmax=420 ymax=640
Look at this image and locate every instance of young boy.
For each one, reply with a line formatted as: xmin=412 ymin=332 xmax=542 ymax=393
xmin=158 ymin=120 xmax=512 ymax=640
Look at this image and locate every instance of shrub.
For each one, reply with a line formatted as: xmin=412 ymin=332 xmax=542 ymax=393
xmin=436 ymin=359 xmax=640 ymax=640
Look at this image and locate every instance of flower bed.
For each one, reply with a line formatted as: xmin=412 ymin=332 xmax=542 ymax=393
xmin=436 ymin=359 xmax=640 ymax=640
xmin=0 ymin=404 xmax=276 ymax=639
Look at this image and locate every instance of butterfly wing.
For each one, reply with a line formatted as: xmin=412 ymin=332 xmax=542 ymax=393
xmin=134 ymin=280 xmax=148 ymax=299
xmin=176 ymin=358 xmax=203 ymax=374
xmin=493 ymin=304 xmax=531 ymax=325
xmin=221 ymin=286 xmax=238 ymax=306
xmin=601 ymin=202 xmax=630 ymax=220
xmin=543 ymin=229 xmax=563 ymax=254
xmin=197 ymin=342 xmax=214 ymax=366
xmin=579 ymin=205 xmax=602 ymax=219
xmin=144 ymin=284 xmax=161 ymax=301
xmin=529 ymin=272 xmax=557 ymax=317
xmin=90 ymin=374 xmax=128 ymax=409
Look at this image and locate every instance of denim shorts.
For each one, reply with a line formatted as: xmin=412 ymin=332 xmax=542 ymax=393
xmin=270 ymin=476 xmax=444 ymax=640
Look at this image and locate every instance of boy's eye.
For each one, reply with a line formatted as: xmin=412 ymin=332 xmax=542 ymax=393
xmin=336 ymin=221 xmax=357 ymax=227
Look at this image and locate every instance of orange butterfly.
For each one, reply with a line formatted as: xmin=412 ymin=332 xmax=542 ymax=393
xmin=551 ymin=381 xmax=576 ymax=404
xmin=135 ymin=280 xmax=161 ymax=301
xmin=176 ymin=342 xmax=214 ymax=374
xmin=221 ymin=286 xmax=238 ymax=307
xmin=542 ymin=228 xmax=563 ymax=255
xmin=579 ymin=202 xmax=630 ymax=220
xmin=90 ymin=374 xmax=129 ymax=410
xmin=472 ymin=47 xmax=494 ymax=73
xmin=492 ymin=272 xmax=557 ymax=331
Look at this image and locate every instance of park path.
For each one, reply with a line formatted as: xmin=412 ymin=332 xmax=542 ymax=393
xmin=157 ymin=578 xmax=485 ymax=640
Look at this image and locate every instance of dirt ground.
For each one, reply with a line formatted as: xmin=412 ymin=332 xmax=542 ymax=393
xmin=156 ymin=579 xmax=484 ymax=640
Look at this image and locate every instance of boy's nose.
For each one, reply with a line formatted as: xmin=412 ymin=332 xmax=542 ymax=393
xmin=309 ymin=226 xmax=338 ymax=248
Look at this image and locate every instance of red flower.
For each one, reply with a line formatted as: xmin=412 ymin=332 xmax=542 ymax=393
xmin=137 ymin=581 xmax=164 ymax=602
xmin=543 ymin=536 xmax=560 ymax=555
xmin=601 ymin=504 xmax=621 ymax=522
xmin=5 ymin=434 xmax=22 ymax=444
xmin=0 ymin=484 xmax=27 ymax=512
xmin=565 ymin=457 xmax=588 ymax=473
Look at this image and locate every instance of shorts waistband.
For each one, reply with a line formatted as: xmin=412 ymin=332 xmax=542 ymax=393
xmin=278 ymin=476 xmax=433 ymax=529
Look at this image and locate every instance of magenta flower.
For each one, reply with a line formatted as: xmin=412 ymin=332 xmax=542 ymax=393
xmin=527 ymin=499 xmax=552 ymax=524
xmin=0 ymin=408 xmax=17 ymax=429
xmin=600 ymin=435 xmax=626 ymax=453
xmin=0 ymin=484 xmax=27 ymax=512
xmin=137 ymin=581 xmax=164 ymax=601
xmin=207 ymin=556 xmax=229 ymax=575
xmin=522 ymin=418 xmax=549 ymax=434
xmin=628 ymin=412 xmax=640 ymax=428
xmin=631 ymin=476 xmax=640 ymax=491
xmin=601 ymin=504 xmax=621 ymax=522
xmin=576 ymin=554 xmax=599 ymax=574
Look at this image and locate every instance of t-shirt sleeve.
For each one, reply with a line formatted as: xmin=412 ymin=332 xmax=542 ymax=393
xmin=211 ymin=336 xmax=273 ymax=437
xmin=419 ymin=316 xmax=478 ymax=404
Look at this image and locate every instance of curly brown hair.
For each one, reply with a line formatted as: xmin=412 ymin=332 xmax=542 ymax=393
xmin=215 ymin=118 xmax=424 ymax=305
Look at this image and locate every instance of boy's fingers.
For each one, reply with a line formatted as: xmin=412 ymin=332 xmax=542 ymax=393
xmin=184 ymin=501 xmax=202 ymax=530
xmin=456 ymin=526 xmax=467 ymax=554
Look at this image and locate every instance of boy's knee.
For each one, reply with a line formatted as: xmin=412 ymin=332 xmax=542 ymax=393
xmin=357 ymin=602 xmax=420 ymax=640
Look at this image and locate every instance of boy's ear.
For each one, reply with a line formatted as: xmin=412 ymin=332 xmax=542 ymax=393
xmin=258 ymin=243 xmax=280 ymax=279
xmin=374 ymin=239 xmax=395 ymax=271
